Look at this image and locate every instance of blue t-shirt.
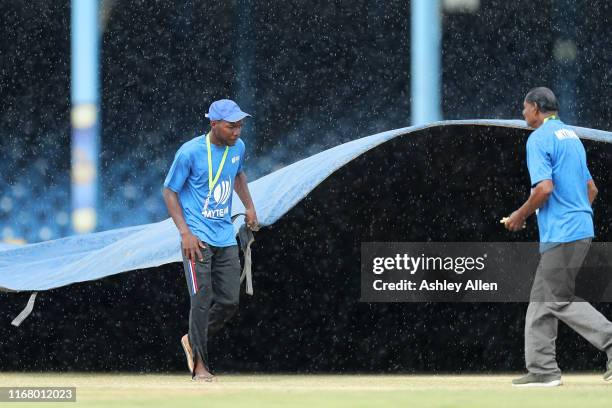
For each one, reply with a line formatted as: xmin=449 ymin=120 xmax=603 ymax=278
xmin=164 ymin=135 xmax=245 ymax=247
xmin=526 ymin=118 xmax=594 ymax=247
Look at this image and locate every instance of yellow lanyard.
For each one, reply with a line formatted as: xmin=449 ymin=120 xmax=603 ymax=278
xmin=206 ymin=132 xmax=229 ymax=192
xmin=543 ymin=115 xmax=558 ymax=123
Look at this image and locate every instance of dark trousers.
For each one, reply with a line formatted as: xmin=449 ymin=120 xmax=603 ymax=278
xmin=525 ymin=238 xmax=612 ymax=374
xmin=182 ymin=244 xmax=241 ymax=372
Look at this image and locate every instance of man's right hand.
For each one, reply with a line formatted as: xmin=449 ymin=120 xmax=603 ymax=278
xmin=181 ymin=231 xmax=206 ymax=262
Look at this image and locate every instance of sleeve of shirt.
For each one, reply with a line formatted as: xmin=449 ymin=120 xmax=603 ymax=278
xmin=163 ymin=150 xmax=191 ymax=193
xmin=526 ymin=135 xmax=553 ymax=187
xmin=585 ymin=164 xmax=593 ymax=181
xmin=237 ymin=140 xmax=246 ymax=174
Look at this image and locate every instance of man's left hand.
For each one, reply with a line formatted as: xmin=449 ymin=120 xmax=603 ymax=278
xmin=245 ymin=207 xmax=259 ymax=231
xmin=504 ymin=210 xmax=526 ymax=232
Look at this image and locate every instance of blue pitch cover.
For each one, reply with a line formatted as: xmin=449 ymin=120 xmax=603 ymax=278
xmin=1 ymin=120 xmax=611 ymax=291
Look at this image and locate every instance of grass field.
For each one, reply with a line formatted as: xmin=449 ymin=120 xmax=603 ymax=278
xmin=1 ymin=373 xmax=611 ymax=408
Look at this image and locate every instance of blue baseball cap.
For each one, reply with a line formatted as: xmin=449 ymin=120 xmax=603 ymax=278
xmin=205 ymin=99 xmax=251 ymax=122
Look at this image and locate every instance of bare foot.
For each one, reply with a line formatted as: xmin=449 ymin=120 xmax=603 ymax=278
xmin=180 ymin=335 xmax=194 ymax=373
xmin=192 ymin=355 xmax=214 ymax=382
xmin=192 ymin=369 xmax=215 ymax=382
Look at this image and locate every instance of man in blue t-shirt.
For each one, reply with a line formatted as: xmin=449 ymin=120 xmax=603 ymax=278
xmin=504 ymin=87 xmax=612 ymax=387
xmin=163 ymin=99 xmax=258 ymax=382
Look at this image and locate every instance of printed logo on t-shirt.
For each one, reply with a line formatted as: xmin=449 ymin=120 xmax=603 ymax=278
xmin=232 ymin=155 xmax=240 ymax=164
xmin=554 ymin=129 xmax=578 ymax=140
xmin=213 ymin=180 xmax=232 ymax=206
xmin=202 ymin=179 xmax=232 ymax=219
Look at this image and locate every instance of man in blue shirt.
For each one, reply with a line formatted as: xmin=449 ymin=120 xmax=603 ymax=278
xmin=505 ymin=87 xmax=612 ymax=387
xmin=163 ymin=99 xmax=258 ymax=382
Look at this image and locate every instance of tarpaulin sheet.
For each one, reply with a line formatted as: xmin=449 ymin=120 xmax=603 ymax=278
xmin=1 ymin=120 xmax=611 ymax=291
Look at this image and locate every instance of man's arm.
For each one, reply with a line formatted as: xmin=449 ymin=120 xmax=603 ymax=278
xmin=587 ymin=179 xmax=598 ymax=205
xmin=234 ymin=172 xmax=259 ymax=229
xmin=505 ymin=179 xmax=554 ymax=232
xmin=163 ymin=187 xmax=205 ymax=261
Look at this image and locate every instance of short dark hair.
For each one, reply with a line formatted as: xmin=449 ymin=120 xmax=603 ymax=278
xmin=525 ymin=87 xmax=559 ymax=113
